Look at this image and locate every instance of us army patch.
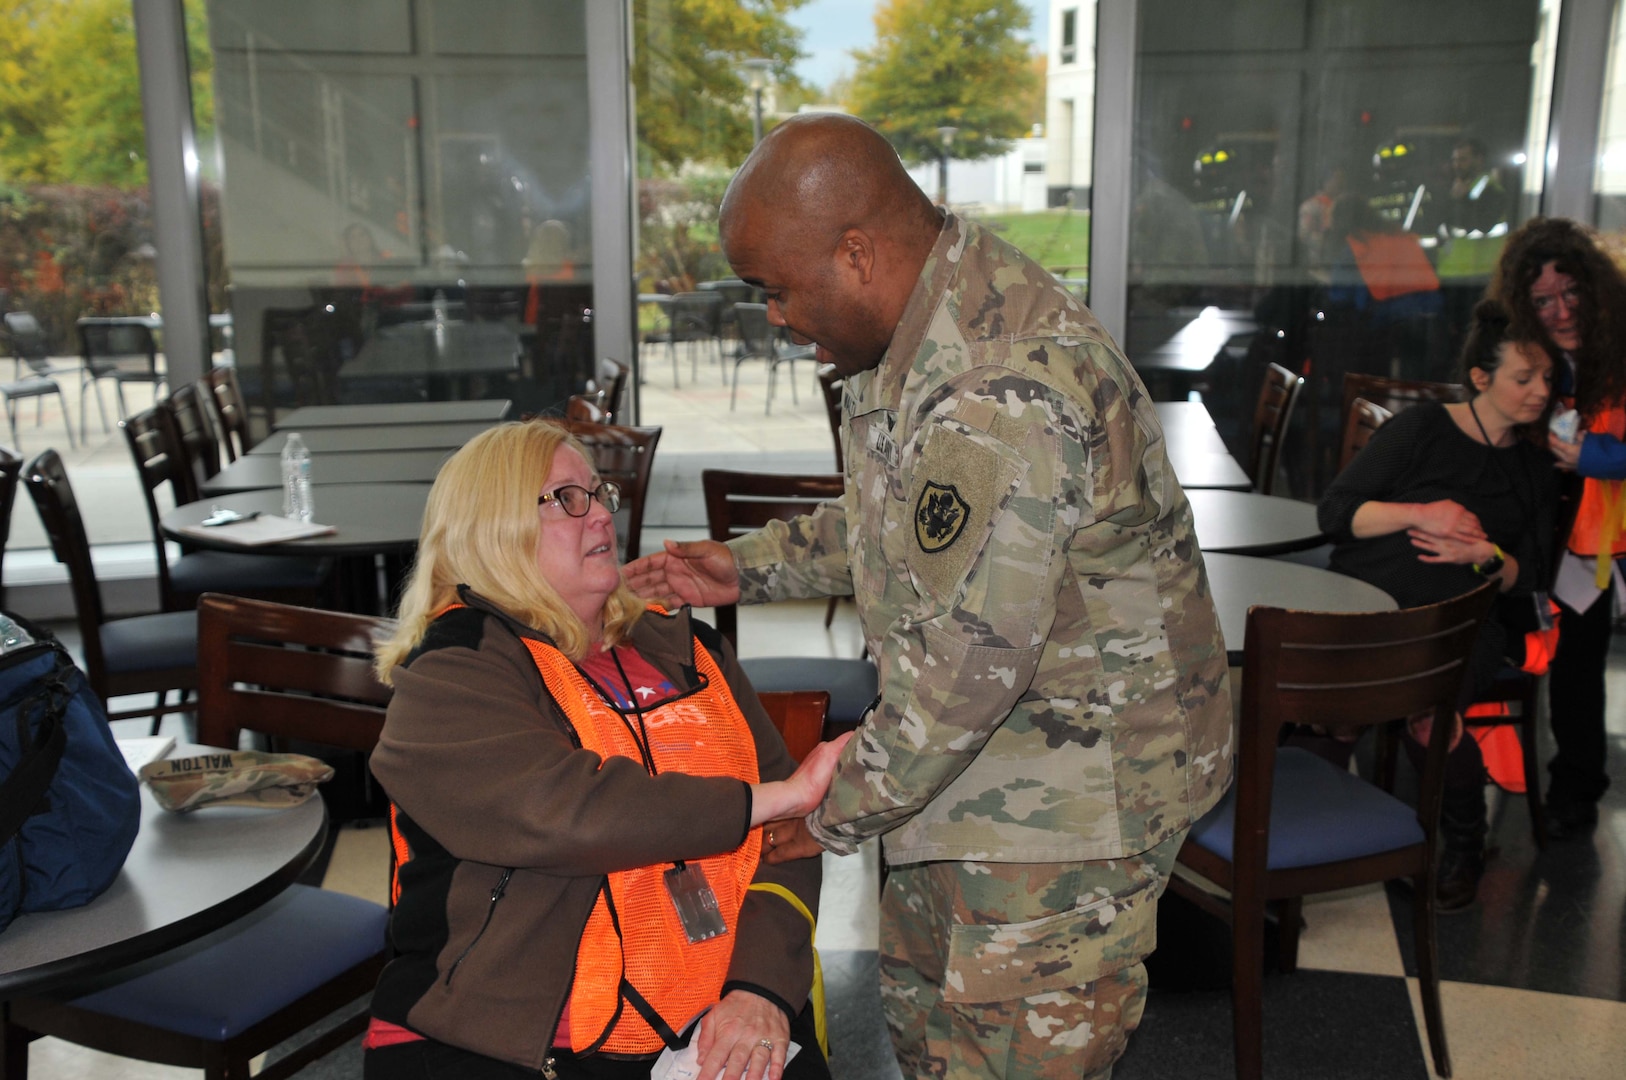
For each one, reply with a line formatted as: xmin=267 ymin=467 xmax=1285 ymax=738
xmin=915 ymin=482 xmax=970 ymax=553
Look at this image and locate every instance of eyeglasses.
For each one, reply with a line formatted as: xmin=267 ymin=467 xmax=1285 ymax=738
xmin=538 ymin=481 xmax=621 ymax=517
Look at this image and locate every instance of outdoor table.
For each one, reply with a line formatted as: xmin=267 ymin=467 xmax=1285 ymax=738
xmin=1186 ymin=489 xmax=1324 ymax=555
xmin=200 ymin=449 xmax=450 ymax=496
xmin=1203 ymin=552 xmax=1395 ymax=664
xmin=0 ymin=745 xmax=324 ymax=998
xmin=248 ymin=421 xmax=493 ymax=456
xmin=274 ymin=400 xmax=512 ymax=429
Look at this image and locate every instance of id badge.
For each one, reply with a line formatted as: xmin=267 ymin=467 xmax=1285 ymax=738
xmin=664 ymin=863 xmax=728 ymax=943
xmin=1535 ymin=590 xmax=1556 ymax=631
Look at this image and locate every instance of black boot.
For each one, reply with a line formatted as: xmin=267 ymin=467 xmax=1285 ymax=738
xmin=1435 ymin=779 xmax=1488 ymax=913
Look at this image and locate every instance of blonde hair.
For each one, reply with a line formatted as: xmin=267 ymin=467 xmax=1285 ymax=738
xmin=375 ymin=420 xmax=645 ymax=681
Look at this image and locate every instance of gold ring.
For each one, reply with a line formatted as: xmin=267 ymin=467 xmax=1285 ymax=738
xmin=758 ymin=1039 xmax=774 ymax=1051
xmin=767 ymin=830 xmax=776 ymax=846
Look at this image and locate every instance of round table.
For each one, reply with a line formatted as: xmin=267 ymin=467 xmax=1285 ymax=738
xmin=0 ymin=746 xmax=325 ymax=997
xmin=160 ymin=483 xmax=430 ymax=557
xmin=1187 ymin=489 xmax=1325 ymax=555
xmin=1203 ymin=552 xmax=1396 ymax=663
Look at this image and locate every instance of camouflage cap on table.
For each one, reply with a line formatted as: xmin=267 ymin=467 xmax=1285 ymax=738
xmin=140 ymin=750 xmax=334 ymax=812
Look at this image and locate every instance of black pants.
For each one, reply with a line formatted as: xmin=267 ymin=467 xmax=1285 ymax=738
xmin=1548 ymin=589 xmax=1614 ymax=808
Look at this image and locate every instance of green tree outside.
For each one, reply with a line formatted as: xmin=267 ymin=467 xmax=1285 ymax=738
xmin=847 ymin=0 xmax=1041 ymax=168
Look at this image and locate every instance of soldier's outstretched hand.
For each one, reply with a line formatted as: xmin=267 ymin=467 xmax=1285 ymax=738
xmin=622 ymin=538 xmax=742 ymax=609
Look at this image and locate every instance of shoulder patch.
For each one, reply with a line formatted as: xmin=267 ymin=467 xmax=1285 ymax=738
xmin=405 ymin=607 xmax=487 ymax=664
xmin=915 ymin=481 xmax=971 ymax=553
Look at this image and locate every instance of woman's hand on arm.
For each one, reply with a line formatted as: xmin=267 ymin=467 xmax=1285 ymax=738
xmin=696 ymin=989 xmax=793 ymax=1080
xmin=1352 ymin=499 xmax=1485 ymax=542
xmin=1407 ymin=532 xmax=1518 ymax=590
xmin=749 ymin=732 xmax=853 ymax=827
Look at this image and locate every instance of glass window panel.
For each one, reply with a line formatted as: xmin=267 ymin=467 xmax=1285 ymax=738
xmin=203 ymin=0 xmax=596 ymax=422
xmin=1128 ymin=0 xmax=1554 ymax=496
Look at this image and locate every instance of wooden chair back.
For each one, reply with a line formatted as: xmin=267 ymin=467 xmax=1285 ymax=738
xmin=1340 ymin=373 xmax=1465 ymax=436
xmin=203 ymin=364 xmax=252 ymax=461
xmin=589 ymin=358 xmax=630 ymax=421
xmin=1249 ymin=362 xmax=1304 ymax=495
xmin=757 ymin=690 xmax=831 ymax=764
xmin=120 ymin=403 xmax=192 ymax=610
xmin=196 ymin=594 xmax=393 ymax=755
xmin=702 ymin=469 xmax=845 ymax=647
xmin=1338 ymin=396 xmax=1394 ymax=473
xmin=816 ymin=364 xmax=846 ymax=472
xmin=565 ymin=392 xmax=608 ymax=424
xmin=24 ymin=450 xmax=111 ymax=676
xmin=166 ymin=382 xmax=222 ymax=483
xmin=558 ymin=420 xmax=662 ymax=561
xmin=0 ymin=446 xmax=18 ymax=609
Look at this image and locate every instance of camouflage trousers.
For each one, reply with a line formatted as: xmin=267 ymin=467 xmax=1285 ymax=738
xmin=878 ymin=831 xmax=1185 ymax=1080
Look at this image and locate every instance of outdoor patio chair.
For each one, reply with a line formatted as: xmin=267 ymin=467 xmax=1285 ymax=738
xmin=0 ymin=311 xmax=78 ymax=449
xmin=78 ymin=317 xmax=165 ymax=435
xmin=731 ymin=303 xmax=812 ymax=413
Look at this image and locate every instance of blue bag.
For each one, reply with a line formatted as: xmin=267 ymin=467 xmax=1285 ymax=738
xmin=0 ymin=613 xmax=140 ymax=933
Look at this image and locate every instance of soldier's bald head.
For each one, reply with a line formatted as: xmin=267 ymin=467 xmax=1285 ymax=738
xmin=721 ymin=114 xmax=937 ymax=255
xmin=719 ymin=115 xmax=941 ymax=375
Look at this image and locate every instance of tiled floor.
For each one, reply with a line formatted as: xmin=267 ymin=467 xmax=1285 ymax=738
xmin=15 ymin=348 xmax=1626 ymax=1076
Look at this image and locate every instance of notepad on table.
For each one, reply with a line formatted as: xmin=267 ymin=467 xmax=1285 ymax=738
xmin=174 ymin=515 xmax=337 ymax=546
xmin=117 ymin=734 xmax=176 ymax=773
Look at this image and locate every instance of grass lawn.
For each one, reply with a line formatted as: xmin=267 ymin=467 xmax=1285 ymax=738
xmin=975 ymin=209 xmax=1091 ymax=280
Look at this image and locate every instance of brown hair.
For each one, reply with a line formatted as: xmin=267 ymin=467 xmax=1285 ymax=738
xmin=1488 ymin=216 xmax=1626 ymax=417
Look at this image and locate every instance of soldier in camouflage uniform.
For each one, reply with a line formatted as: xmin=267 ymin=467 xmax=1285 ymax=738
xmin=624 ymin=114 xmax=1234 ymax=1079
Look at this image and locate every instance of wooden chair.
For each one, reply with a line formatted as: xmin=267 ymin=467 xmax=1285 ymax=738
xmin=758 ymin=690 xmax=832 ymax=764
xmin=815 ymin=364 xmax=846 ymax=473
xmin=165 ymin=382 xmax=223 ymax=485
xmin=703 ymin=469 xmax=877 ymax=730
xmin=0 ymin=446 xmax=18 ymax=610
xmin=202 ymin=365 xmax=253 ymax=462
xmin=121 ymin=404 xmax=330 ymax=614
xmin=559 ymin=419 xmax=662 ymax=561
xmin=1337 ymin=396 xmax=1393 ymax=473
xmin=77 ymin=318 xmax=164 ymax=435
xmin=565 ymin=391 xmax=609 ymax=424
xmin=0 ymin=311 xmax=77 ymax=449
xmin=1174 ymin=580 xmax=1499 ymax=1080
xmin=587 ymin=357 xmax=630 ymax=422
xmin=1248 ymin=362 xmax=1304 ymax=496
xmin=2 ymin=594 xmax=394 ymax=1080
xmin=1339 ymin=373 xmax=1466 ymax=439
xmin=24 ymin=449 xmax=196 ymax=725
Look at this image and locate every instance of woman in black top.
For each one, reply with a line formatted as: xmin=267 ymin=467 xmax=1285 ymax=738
xmin=1319 ymin=300 xmax=1557 ymax=910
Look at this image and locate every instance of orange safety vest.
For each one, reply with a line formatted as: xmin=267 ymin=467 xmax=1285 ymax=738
xmin=1347 ymin=232 xmax=1440 ymax=301
xmin=1566 ymin=403 xmax=1626 ymax=586
xmin=523 ymin=632 xmax=762 ymax=1055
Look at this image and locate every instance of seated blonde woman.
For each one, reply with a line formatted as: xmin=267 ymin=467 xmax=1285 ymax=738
xmin=366 ymin=420 xmax=848 ymax=1080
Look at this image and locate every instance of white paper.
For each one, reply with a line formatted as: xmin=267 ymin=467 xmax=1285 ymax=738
xmin=174 ymin=514 xmax=337 ymax=546
xmin=652 ymin=1012 xmax=801 ymax=1080
xmin=117 ymin=735 xmax=175 ymax=773
xmin=1551 ymin=549 xmax=1625 ymax=615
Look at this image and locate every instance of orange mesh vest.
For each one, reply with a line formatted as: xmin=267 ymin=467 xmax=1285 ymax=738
xmin=1567 ymin=404 xmax=1626 ymax=584
xmin=522 ymin=632 xmax=762 ymax=1055
xmin=1347 ymin=232 xmax=1440 ymax=301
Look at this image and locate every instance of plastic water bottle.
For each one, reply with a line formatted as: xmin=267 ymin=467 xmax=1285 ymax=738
xmin=281 ymin=432 xmax=313 ymax=522
xmin=0 ymin=614 xmax=34 ymax=654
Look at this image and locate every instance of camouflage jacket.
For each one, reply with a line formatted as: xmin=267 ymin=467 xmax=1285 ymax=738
xmin=728 ymin=213 xmax=1234 ymax=864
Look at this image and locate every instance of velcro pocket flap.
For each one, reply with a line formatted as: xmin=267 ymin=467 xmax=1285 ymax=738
xmin=942 ymin=875 xmax=1159 ymax=1003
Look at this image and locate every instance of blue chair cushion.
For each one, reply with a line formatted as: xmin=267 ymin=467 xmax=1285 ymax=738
xmin=741 ymin=656 xmax=878 ymax=726
xmin=71 ymin=885 xmax=388 ymax=1041
xmin=1187 ymin=747 xmax=1425 ymax=870
xmin=170 ymin=550 xmax=330 ymax=593
xmin=99 ymin=610 xmax=196 ymax=675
